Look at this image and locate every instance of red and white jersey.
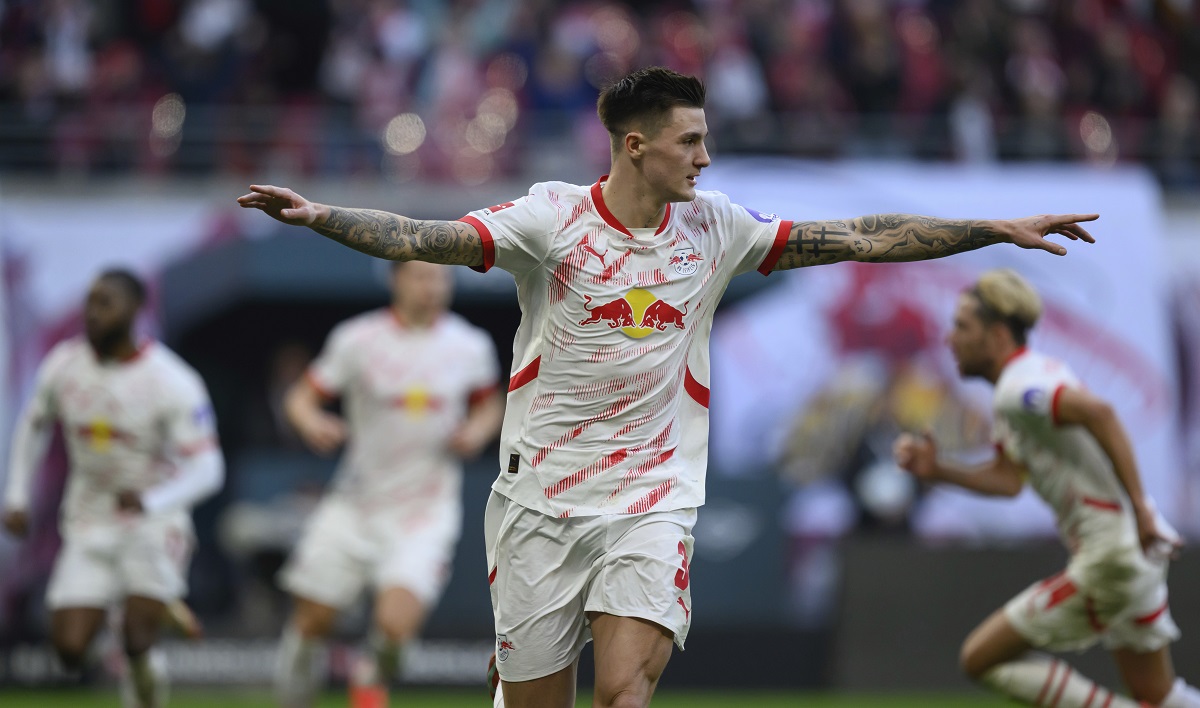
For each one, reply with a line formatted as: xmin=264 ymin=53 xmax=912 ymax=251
xmin=461 ymin=177 xmax=792 ymax=518
xmin=14 ymin=339 xmax=218 ymax=525
xmin=993 ymin=349 xmax=1139 ymax=554
xmin=306 ymin=309 xmax=499 ymax=514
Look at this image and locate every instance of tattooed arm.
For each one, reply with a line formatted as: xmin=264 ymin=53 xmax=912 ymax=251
xmin=773 ymin=213 xmax=1098 ymax=271
xmin=236 ymin=184 xmax=483 ymax=266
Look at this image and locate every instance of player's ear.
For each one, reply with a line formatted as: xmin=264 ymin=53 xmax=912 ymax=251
xmin=624 ymin=131 xmax=645 ymax=159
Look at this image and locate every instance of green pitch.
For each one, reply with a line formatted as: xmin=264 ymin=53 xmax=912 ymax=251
xmin=0 ymin=689 xmax=1013 ymax=707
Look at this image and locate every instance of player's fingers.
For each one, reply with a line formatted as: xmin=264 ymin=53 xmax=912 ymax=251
xmin=1059 ymin=223 xmax=1096 ymax=243
xmin=1033 ymin=237 xmax=1068 ymax=256
xmin=248 ymin=184 xmax=292 ymax=199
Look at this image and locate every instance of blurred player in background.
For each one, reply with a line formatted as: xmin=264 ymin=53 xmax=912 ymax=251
xmin=894 ymin=269 xmax=1200 ymax=708
xmin=2 ymin=268 xmax=224 ymax=708
xmin=240 ymin=66 xmax=1098 ymax=708
xmin=273 ymin=260 xmax=503 ymax=708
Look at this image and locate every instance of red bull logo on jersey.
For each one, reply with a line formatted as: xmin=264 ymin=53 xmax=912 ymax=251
xmin=668 ymin=245 xmax=703 ymax=276
xmin=579 ymin=289 xmax=688 ymax=339
xmin=76 ymin=417 xmax=134 ymax=452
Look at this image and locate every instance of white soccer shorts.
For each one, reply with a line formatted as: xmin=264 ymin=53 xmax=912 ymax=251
xmin=1005 ymin=546 xmax=1181 ymax=654
xmin=483 ymin=490 xmax=696 ymax=682
xmin=279 ymin=496 xmax=461 ymax=609
xmin=46 ymin=514 xmax=194 ymax=609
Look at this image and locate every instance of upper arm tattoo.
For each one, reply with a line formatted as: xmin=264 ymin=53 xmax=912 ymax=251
xmin=774 ymin=214 xmax=1006 ymax=270
xmin=311 ymin=207 xmax=483 ymax=266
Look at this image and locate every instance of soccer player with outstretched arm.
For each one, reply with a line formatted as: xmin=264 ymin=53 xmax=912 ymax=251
xmin=894 ymin=269 xmax=1199 ymax=708
xmin=273 ymin=260 xmax=503 ymax=708
xmin=3 ymin=269 xmax=224 ymax=708
xmin=240 ymin=66 xmax=1097 ymax=708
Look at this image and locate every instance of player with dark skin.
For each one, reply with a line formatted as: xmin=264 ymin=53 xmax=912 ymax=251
xmin=3 ymin=274 xmax=169 ymax=671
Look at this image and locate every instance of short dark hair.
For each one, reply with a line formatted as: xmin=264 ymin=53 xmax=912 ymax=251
xmin=596 ymin=67 xmax=706 ymax=147
xmin=99 ymin=268 xmax=147 ymax=305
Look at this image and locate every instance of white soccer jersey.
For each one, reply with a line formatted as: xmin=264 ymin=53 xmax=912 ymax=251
xmin=7 ymin=339 xmax=219 ymax=526
xmin=993 ymin=349 xmax=1137 ymax=554
xmin=461 ymin=176 xmax=792 ymax=518
xmin=306 ymin=309 xmax=499 ymax=513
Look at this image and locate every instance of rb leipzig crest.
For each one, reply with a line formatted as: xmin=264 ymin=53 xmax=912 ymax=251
xmin=668 ymin=246 xmax=703 ymax=275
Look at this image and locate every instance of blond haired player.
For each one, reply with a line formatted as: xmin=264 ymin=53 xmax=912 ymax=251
xmin=273 ymin=260 xmax=503 ymax=708
xmin=240 ymin=66 xmax=1098 ymax=708
xmin=2 ymin=269 xmax=224 ymax=708
xmin=894 ymin=269 xmax=1200 ymax=708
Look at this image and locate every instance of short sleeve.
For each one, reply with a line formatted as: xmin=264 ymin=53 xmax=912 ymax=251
xmin=306 ymin=321 xmax=358 ymax=399
xmin=25 ymin=342 xmax=74 ymax=424
xmin=465 ymin=330 xmax=501 ymax=399
xmin=164 ymin=372 xmax=219 ymax=457
xmin=707 ymin=193 xmax=792 ymax=276
xmin=996 ymin=378 xmax=1069 ymax=426
xmin=459 ymin=182 xmax=560 ymax=276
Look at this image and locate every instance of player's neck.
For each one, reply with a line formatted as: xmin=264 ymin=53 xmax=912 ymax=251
xmin=93 ymin=335 xmax=139 ymax=362
xmin=391 ymin=304 xmax=437 ymax=329
xmin=988 ymin=344 xmax=1026 ymax=383
xmin=600 ymin=171 xmax=668 ymax=231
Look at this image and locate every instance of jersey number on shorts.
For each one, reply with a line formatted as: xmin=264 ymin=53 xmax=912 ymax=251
xmin=674 ymin=542 xmax=690 ymax=591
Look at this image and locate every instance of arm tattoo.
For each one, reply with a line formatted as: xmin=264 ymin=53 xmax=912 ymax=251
xmin=774 ymin=214 xmax=1005 ymax=270
xmin=311 ymin=207 xmax=483 ymax=266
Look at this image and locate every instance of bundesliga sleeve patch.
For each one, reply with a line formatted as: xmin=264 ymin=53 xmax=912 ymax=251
xmin=740 ymin=205 xmax=778 ymax=223
xmin=1021 ymin=387 xmax=1050 ymax=414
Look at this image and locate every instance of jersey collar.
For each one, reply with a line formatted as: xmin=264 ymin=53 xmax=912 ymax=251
xmin=999 ymin=346 xmax=1028 ymax=371
xmin=590 ymin=176 xmax=672 ymax=239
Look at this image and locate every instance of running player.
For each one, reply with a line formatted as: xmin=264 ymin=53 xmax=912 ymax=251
xmin=238 ymin=66 xmax=1098 ymax=708
xmin=893 ymin=269 xmax=1199 ymax=708
xmin=2 ymin=269 xmax=224 ymax=708
xmin=273 ymin=260 xmax=503 ymax=708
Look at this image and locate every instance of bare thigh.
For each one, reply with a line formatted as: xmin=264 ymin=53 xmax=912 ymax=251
xmin=960 ymin=608 xmax=1034 ymax=680
xmin=290 ymin=595 xmax=339 ymax=639
xmin=1112 ymin=646 xmax=1175 ymax=704
xmin=50 ymin=607 xmax=108 ymax=665
xmin=373 ymin=586 xmax=426 ymax=644
xmin=122 ymin=595 xmax=167 ymax=655
xmin=590 ymin=612 xmax=675 ymax=708
xmin=500 ymin=660 xmax=577 ymax=708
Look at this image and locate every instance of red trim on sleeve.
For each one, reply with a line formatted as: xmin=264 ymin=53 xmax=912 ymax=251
xmin=1051 ymin=383 xmax=1068 ymax=425
xmin=488 ymin=566 xmax=497 ymax=586
xmin=177 ymin=437 xmax=218 ymax=457
xmin=305 ymin=369 xmax=337 ymax=401
xmin=468 ymin=384 xmax=499 ymax=407
xmin=1133 ymin=598 xmax=1170 ymax=625
xmin=459 ymin=215 xmax=495 ymax=273
xmin=507 ymin=356 xmax=541 ymax=392
xmin=1080 ymin=496 xmax=1122 ymax=512
xmin=757 ymin=220 xmax=793 ymax=275
xmin=684 ymin=366 xmax=710 ymax=408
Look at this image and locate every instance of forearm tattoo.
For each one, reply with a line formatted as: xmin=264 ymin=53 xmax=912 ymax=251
xmin=774 ymin=214 xmax=1006 ymax=270
xmin=311 ymin=207 xmax=483 ymax=266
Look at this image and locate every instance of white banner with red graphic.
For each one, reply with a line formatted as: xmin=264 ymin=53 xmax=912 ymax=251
xmin=704 ymin=161 xmax=1185 ymax=538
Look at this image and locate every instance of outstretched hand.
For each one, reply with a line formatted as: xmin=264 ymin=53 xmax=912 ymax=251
xmin=236 ymin=185 xmax=322 ymax=227
xmin=1004 ymin=214 xmax=1098 ymax=256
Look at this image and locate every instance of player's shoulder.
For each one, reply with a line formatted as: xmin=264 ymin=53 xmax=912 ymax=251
xmin=39 ymin=337 xmax=90 ymax=377
xmin=328 ymin=309 xmax=391 ymax=343
xmin=433 ymin=312 xmax=488 ymax=347
xmin=690 ymin=189 xmax=778 ymax=222
xmin=143 ymin=343 xmax=209 ymax=394
xmin=995 ymin=350 xmax=1076 ymax=404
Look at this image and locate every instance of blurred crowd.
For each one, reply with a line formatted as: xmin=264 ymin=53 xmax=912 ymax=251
xmin=1 ymin=0 xmax=1198 ymax=185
